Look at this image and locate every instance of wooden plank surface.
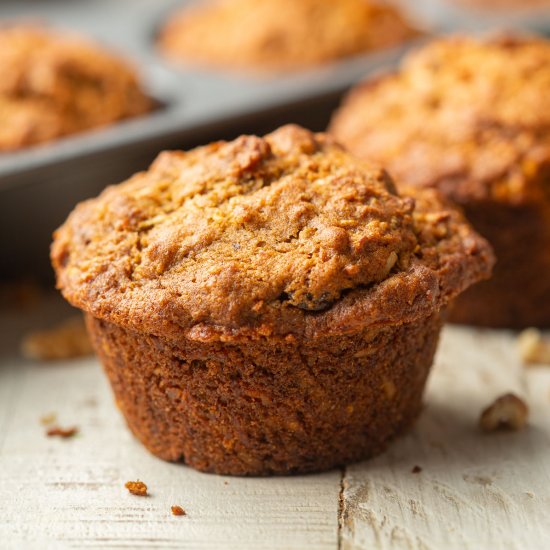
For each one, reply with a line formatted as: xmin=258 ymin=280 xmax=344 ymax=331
xmin=1 ymin=297 xmax=549 ymax=549
xmin=340 ymin=328 xmax=550 ymax=550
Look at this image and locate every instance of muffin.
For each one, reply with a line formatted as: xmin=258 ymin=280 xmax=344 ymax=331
xmin=52 ymin=125 xmax=493 ymax=475
xmin=158 ymin=0 xmax=418 ymax=73
xmin=0 ymin=25 xmax=152 ymax=151
xmin=330 ymin=35 xmax=550 ymax=328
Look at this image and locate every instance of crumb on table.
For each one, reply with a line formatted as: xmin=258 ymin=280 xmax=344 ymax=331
xmin=21 ymin=316 xmax=93 ymax=361
xmin=171 ymin=505 xmax=186 ymax=516
xmin=40 ymin=412 xmax=57 ymax=426
xmin=479 ymin=393 xmax=529 ymax=432
xmin=46 ymin=426 xmax=78 ymax=438
xmin=411 ymin=465 xmax=422 ymax=474
xmin=517 ymin=328 xmax=550 ymax=365
xmin=125 ymin=480 xmax=148 ymax=496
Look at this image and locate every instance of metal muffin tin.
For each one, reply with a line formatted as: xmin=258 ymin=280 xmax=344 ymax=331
xmin=1 ymin=0 xmax=547 ymax=279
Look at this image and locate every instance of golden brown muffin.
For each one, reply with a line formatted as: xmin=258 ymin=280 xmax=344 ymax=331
xmin=52 ymin=125 xmax=493 ymax=475
xmin=0 ymin=25 xmax=152 ymax=151
xmin=158 ymin=0 xmax=418 ymax=73
xmin=330 ymin=35 xmax=550 ymax=328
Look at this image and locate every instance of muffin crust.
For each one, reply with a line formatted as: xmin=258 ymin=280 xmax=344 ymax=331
xmin=0 ymin=25 xmax=151 ymax=151
xmin=158 ymin=0 xmax=418 ymax=73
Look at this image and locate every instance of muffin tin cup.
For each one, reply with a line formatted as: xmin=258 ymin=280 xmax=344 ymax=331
xmin=86 ymin=312 xmax=442 ymax=476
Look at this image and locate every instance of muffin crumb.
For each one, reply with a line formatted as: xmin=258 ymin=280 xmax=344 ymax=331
xmin=171 ymin=505 xmax=186 ymax=516
xmin=21 ymin=316 xmax=93 ymax=361
xmin=40 ymin=412 xmax=57 ymax=426
xmin=479 ymin=393 xmax=528 ymax=432
xmin=517 ymin=328 xmax=550 ymax=365
xmin=125 ymin=480 xmax=148 ymax=497
xmin=46 ymin=426 xmax=78 ymax=438
xmin=411 ymin=465 xmax=422 ymax=474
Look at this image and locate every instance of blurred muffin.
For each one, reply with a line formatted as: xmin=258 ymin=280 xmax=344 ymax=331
xmin=158 ymin=0 xmax=418 ymax=73
xmin=52 ymin=124 xmax=492 ymax=475
xmin=451 ymin=0 xmax=550 ymax=10
xmin=0 ymin=25 xmax=152 ymax=151
xmin=330 ymin=35 xmax=550 ymax=328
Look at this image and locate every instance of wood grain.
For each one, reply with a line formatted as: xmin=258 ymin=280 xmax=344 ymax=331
xmin=340 ymin=327 xmax=550 ymax=550
xmin=1 ymin=299 xmax=549 ymax=549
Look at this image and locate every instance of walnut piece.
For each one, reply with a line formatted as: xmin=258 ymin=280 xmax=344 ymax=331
xmin=479 ymin=393 xmax=529 ymax=432
xmin=517 ymin=328 xmax=550 ymax=365
xmin=21 ymin=316 xmax=93 ymax=361
xmin=125 ymin=480 xmax=148 ymax=497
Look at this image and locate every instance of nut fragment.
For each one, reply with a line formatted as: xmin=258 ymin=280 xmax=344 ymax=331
xmin=21 ymin=316 xmax=93 ymax=361
xmin=46 ymin=426 xmax=78 ymax=438
xmin=125 ymin=480 xmax=148 ymax=497
xmin=479 ymin=393 xmax=529 ymax=432
xmin=171 ymin=505 xmax=186 ymax=516
xmin=517 ymin=328 xmax=550 ymax=365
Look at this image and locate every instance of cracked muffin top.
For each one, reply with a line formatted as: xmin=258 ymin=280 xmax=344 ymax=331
xmin=330 ymin=35 xmax=550 ymax=204
xmin=0 ymin=25 xmax=152 ymax=151
xmin=52 ymin=125 xmax=493 ymax=342
xmin=158 ymin=0 xmax=418 ymax=73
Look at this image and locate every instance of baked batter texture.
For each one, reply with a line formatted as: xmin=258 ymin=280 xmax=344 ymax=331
xmin=53 ymin=125 xmax=493 ymax=474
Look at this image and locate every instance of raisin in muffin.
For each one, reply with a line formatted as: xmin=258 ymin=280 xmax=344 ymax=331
xmin=52 ymin=125 xmax=493 ymax=475
xmin=0 ymin=25 xmax=151 ymax=151
xmin=158 ymin=0 xmax=418 ymax=73
xmin=330 ymin=35 xmax=550 ymax=328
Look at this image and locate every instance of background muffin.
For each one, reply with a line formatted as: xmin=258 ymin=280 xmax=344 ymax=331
xmin=52 ymin=125 xmax=492 ymax=475
xmin=330 ymin=35 xmax=550 ymax=328
xmin=158 ymin=0 xmax=418 ymax=73
xmin=450 ymin=0 xmax=550 ymax=9
xmin=0 ymin=25 xmax=152 ymax=151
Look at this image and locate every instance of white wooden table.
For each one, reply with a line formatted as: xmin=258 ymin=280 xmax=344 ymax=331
xmin=1 ymin=295 xmax=549 ymax=550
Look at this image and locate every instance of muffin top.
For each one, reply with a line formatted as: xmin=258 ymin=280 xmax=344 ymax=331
xmin=52 ymin=125 xmax=493 ymax=342
xmin=158 ymin=0 xmax=418 ymax=73
xmin=330 ymin=35 xmax=550 ymax=204
xmin=0 ymin=25 xmax=151 ymax=151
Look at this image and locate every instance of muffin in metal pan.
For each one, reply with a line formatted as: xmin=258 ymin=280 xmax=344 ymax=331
xmin=0 ymin=24 xmax=152 ymax=151
xmin=330 ymin=34 xmax=550 ymax=328
xmin=158 ymin=0 xmax=419 ymax=73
